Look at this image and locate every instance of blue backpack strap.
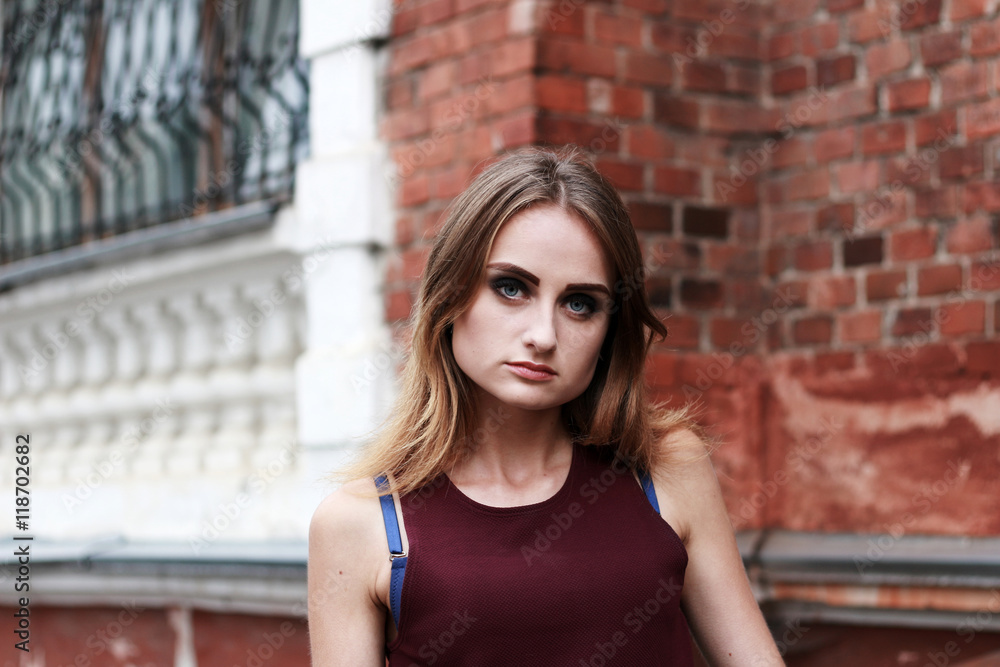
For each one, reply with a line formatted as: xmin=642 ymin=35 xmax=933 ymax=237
xmin=637 ymin=468 xmax=661 ymax=515
xmin=374 ymin=474 xmax=407 ymax=629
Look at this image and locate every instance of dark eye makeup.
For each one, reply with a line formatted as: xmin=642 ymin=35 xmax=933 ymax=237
xmin=489 ymin=276 xmax=600 ymax=317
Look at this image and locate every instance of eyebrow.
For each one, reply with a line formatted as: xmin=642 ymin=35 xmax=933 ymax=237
xmin=486 ymin=262 xmax=611 ymax=297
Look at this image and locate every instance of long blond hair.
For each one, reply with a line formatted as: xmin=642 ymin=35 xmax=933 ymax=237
xmin=331 ymin=145 xmax=707 ymax=498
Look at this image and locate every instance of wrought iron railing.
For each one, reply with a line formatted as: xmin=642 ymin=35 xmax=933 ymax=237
xmin=0 ymin=0 xmax=309 ymax=266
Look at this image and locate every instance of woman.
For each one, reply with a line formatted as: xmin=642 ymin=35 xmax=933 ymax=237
xmin=308 ymin=145 xmax=785 ymax=666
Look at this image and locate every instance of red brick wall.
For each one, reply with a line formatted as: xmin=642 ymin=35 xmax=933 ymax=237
xmin=381 ymin=0 xmax=1000 ymax=536
xmin=0 ymin=606 xmax=309 ymax=666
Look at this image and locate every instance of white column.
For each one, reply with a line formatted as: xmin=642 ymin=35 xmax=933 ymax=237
xmin=290 ymin=0 xmax=396 ymax=501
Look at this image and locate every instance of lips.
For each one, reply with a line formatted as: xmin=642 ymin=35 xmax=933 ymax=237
xmin=508 ymin=361 xmax=556 ymax=374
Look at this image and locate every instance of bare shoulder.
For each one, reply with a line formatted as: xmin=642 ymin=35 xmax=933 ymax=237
xmin=308 ymin=478 xmax=390 ymax=666
xmin=649 ymin=427 xmax=724 ymax=545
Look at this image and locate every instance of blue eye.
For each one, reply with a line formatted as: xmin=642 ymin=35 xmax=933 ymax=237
xmin=491 ymin=278 xmax=523 ymax=298
xmin=568 ymin=295 xmax=597 ymax=315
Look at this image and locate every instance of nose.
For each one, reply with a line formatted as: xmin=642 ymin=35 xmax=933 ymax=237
xmin=521 ymin=301 xmax=557 ymax=353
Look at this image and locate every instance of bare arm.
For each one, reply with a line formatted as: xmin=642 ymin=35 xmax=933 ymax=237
xmin=308 ymin=480 xmax=388 ymax=667
xmin=656 ymin=430 xmax=785 ymax=667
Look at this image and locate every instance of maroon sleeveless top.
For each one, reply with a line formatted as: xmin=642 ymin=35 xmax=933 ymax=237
xmin=386 ymin=442 xmax=695 ymax=666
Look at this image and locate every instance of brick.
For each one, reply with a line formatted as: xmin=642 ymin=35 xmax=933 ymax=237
xmin=653 ymin=94 xmax=700 ymax=130
xmin=966 ymin=98 xmax=1000 ymax=140
xmin=857 ymin=189 xmax=908 ymax=231
xmin=816 ymin=54 xmax=856 ymax=87
xmin=771 ymin=206 xmax=815 ymax=238
xmin=848 ymin=7 xmax=895 ymax=43
xmin=892 ymin=307 xmax=934 ymax=337
xmin=886 ymin=154 xmax=932 ymax=187
xmin=650 ymin=23 xmax=693 ymax=53
xmin=914 ymin=186 xmax=958 ymax=219
xmin=770 ymin=137 xmax=810 ymax=169
xmin=967 ymin=340 xmax=1000 ymax=376
xmin=814 ymin=126 xmax=856 ymax=162
xmin=772 ymin=65 xmax=808 ymax=95
xmin=917 ymin=264 xmax=962 ymax=295
xmin=794 ymin=316 xmax=833 ymax=344
xmin=800 ymin=21 xmax=839 ymax=57
xmin=623 ymin=51 xmax=673 ymax=87
xmin=497 ymin=110 xmax=537 ymax=147
xmin=828 ymin=0 xmax=864 ymax=11
xmin=939 ymin=300 xmax=985 ymax=336
xmin=840 ymin=309 xmax=881 ymax=342
xmin=663 ymin=313 xmax=700 ymax=349
xmin=808 ymin=275 xmax=856 ymax=308
xmin=844 ymin=235 xmax=884 ymax=266
xmin=970 ymin=18 xmax=1000 ymax=56
xmin=680 ymin=279 xmax=724 ymax=309
xmin=194 ymin=613 xmax=310 ymax=665
xmin=768 ymin=31 xmax=798 ymax=61
xmin=890 ymin=226 xmax=938 ymax=261
xmin=767 ymin=246 xmax=789 ymax=277
xmin=969 ymin=259 xmax=1000 ymax=291
xmin=713 ymin=172 xmax=757 ymax=206
xmin=629 ymin=201 xmax=673 ymax=232
xmin=914 ymin=111 xmax=959 ymax=146
xmin=594 ymin=10 xmax=642 ymax=47
xmin=794 ymin=239 xmax=834 ymax=271
xmin=775 ymin=279 xmax=808 ymax=307
xmin=940 ymin=61 xmax=990 ymax=106
xmin=920 ymin=30 xmax=964 ymax=67
xmin=594 ymin=157 xmax=644 ymax=192
xmin=939 ymin=144 xmax=984 ymax=180
xmin=387 ymin=287 xmax=414 ymax=321
xmin=809 ymin=85 xmax=877 ymax=125
xmin=866 ymin=39 xmax=912 ymax=80
xmin=836 ymin=160 xmax=879 ymax=194
xmin=867 ymin=269 xmax=908 ymax=300
xmin=626 ymin=125 xmax=674 ymax=160
xmin=651 ymin=239 xmax=701 ymax=271
xmin=654 ymin=166 xmax=702 ymax=197
xmin=538 ymin=39 xmax=616 ymax=77
xmin=610 ymin=85 xmax=646 ymax=119
xmin=711 ymin=317 xmax=748 ymax=348
xmin=536 ymin=75 xmax=587 ymax=113
xmin=535 ymin=116 xmax=621 ymax=149
xmin=817 ymin=202 xmax=854 ymax=234
xmin=730 ymin=63 xmax=761 ymax=96
xmin=946 ymin=216 xmax=996 ymax=254
xmin=814 ymin=350 xmax=857 ymax=373
xmin=887 ymin=77 xmax=931 ymax=112
xmin=683 ymin=62 xmax=727 ymax=93
xmin=707 ymin=245 xmax=758 ymax=273
xmin=950 ymin=0 xmax=988 ymax=20
xmin=862 ymin=121 xmax=907 ymax=155
xmin=646 ymin=351 xmax=679 ymax=387
xmin=899 ymin=0 xmax=942 ymax=30
xmin=541 ymin=1 xmax=586 ymax=36
xmin=782 ymin=168 xmax=830 ymax=201
xmin=683 ymin=206 xmax=729 ymax=238
xmin=647 ymin=275 xmax=673 ymax=307
xmin=964 ymin=181 xmax=1000 ymax=212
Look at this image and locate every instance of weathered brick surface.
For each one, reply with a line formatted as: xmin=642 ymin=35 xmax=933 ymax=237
xmin=379 ymin=0 xmax=1000 ymax=542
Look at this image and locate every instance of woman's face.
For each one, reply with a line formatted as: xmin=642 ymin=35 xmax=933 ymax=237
xmin=451 ymin=204 xmax=615 ymax=414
